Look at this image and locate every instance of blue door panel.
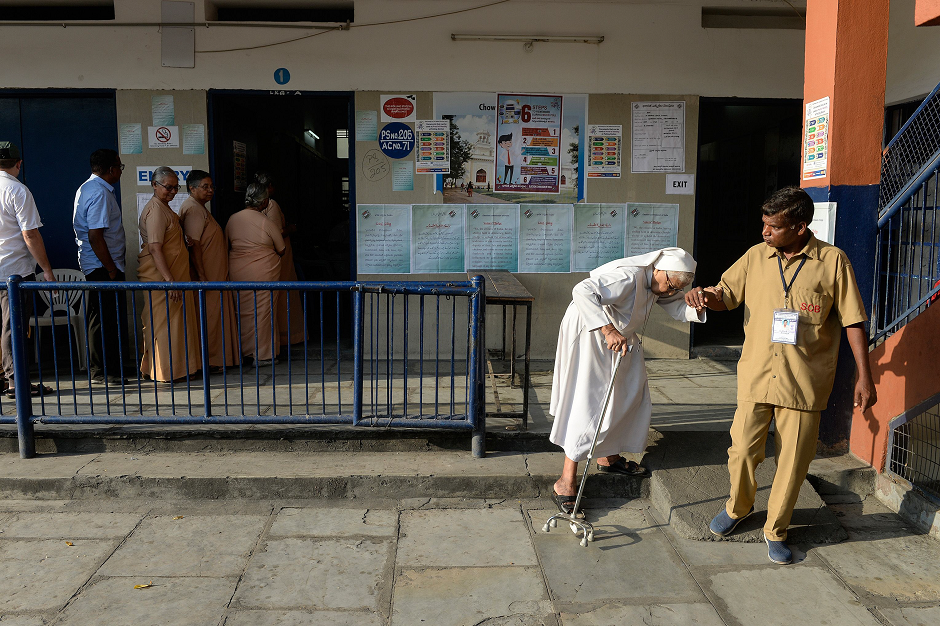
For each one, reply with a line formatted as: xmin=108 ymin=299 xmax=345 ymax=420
xmin=19 ymin=97 xmax=119 ymax=270
xmin=0 ymin=99 xmax=23 ymax=157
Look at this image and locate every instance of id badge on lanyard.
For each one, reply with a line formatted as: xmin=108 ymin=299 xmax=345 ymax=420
xmin=771 ymin=255 xmax=806 ymax=345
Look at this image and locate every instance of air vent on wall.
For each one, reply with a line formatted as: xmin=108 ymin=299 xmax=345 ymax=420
xmin=208 ymin=1 xmax=353 ymax=23
xmin=0 ymin=1 xmax=115 ymax=21
xmin=702 ymin=7 xmax=805 ymax=30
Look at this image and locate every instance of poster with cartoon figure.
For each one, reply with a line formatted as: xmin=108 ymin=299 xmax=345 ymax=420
xmin=495 ymin=94 xmax=563 ymax=194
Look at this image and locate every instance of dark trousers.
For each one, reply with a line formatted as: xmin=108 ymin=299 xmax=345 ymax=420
xmin=0 ymin=273 xmax=34 ymax=382
xmin=85 ymin=268 xmax=129 ymax=377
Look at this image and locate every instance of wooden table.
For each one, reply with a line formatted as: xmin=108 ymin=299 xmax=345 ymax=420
xmin=468 ymin=270 xmax=533 ymax=429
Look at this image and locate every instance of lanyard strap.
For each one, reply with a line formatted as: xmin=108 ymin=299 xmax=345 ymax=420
xmin=777 ymin=255 xmax=806 ymax=301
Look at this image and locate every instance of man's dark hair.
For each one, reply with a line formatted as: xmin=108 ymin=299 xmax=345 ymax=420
xmin=0 ymin=159 xmax=18 ymax=169
xmin=90 ymin=149 xmax=120 ymax=175
xmin=497 ymin=133 xmax=513 ymax=144
xmin=761 ymin=186 xmax=814 ymax=226
xmin=186 ymin=169 xmax=211 ymax=192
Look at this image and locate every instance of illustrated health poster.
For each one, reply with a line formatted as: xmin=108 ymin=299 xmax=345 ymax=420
xmin=432 ymin=92 xmax=586 ymax=204
xmin=572 ymin=204 xmax=626 ymax=272
xmin=518 ymin=204 xmax=572 ymax=273
xmin=465 ymin=204 xmax=520 ymax=272
xmin=415 ymin=120 xmax=450 ymax=174
xmin=803 ymin=97 xmax=829 ymax=180
xmin=356 ymin=205 xmax=412 ymax=274
xmin=411 ymin=205 xmax=465 ymax=273
xmin=586 ymin=125 xmax=622 ymax=178
xmin=495 ymin=94 xmax=564 ymax=194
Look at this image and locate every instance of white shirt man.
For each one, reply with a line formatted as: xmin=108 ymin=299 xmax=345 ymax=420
xmin=0 ymin=141 xmax=54 ymax=396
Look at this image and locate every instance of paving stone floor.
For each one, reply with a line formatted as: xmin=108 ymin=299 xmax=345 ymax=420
xmin=0 ymin=494 xmax=937 ymax=625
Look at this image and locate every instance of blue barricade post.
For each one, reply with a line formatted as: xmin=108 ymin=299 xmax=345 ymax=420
xmin=470 ymin=275 xmax=486 ymax=458
xmin=8 ymin=275 xmax=35 ymax=458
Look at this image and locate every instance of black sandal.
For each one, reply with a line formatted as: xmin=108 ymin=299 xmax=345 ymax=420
xmin=551 ymin=489 xmax=585 ymax=519
xmin=5 ymin=383 xmax=54 ymax=399
xmin=596 ymin=457 xmax=649 ymax=476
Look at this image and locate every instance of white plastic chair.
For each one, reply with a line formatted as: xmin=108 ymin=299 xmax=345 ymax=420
xmin=30 ymin=269 xmax=88 ymax=371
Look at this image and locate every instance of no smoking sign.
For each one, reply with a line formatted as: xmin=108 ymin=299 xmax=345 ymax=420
xmin=148 ymin=125 xmax=180 ymax=149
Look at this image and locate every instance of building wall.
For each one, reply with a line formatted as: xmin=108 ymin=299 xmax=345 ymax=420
xmin=850 ymin=302 xmax=940 ymax=471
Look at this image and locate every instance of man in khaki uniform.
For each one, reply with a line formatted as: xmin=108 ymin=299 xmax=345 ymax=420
xmin=686 ymin=186 xmax=876 ymax=565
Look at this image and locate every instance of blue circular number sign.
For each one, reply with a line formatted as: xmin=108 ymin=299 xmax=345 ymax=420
xmin=379 ymin=122 xmax=415 ymax=159
xmin=274 ymin=68 xmax=290 ymax=85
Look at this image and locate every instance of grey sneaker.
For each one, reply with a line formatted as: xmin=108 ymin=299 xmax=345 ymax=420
xmin=709 ymin=506 xmax=754 ymax=537
xmin=765 ymin=536 xmax=792 ymax=564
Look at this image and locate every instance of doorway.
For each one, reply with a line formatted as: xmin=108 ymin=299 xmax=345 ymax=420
xmin=693 ymin=98 xmax=803 ymax=349
xmin=208 ymin=91 xmax=355 ymax=344
xmin=208 ymin=90 xmax=354 ymax=280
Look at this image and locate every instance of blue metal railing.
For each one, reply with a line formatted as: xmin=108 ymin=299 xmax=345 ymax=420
xmin=872 ymin=83 xmax=940 ymax=345
xmin=2 ymin=276 xmax=485 ymax=458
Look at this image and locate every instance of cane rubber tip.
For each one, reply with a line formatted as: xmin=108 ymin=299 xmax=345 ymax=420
xmin=542 ymin=523 xmax=550 ymax=532
xmin=580 ymin=537 xmax=588 ymax=547
xmin=587 ymin=532 xmax=594 ymax=542
xmin=549 ymin=519 xmax=557 ymax=528
xmin=570 ymin=523 xmax=579 ymax=534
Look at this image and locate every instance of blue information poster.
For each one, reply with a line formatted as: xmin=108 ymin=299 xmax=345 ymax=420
xmin=411 ymin=204 xmax=465 ymax=273
xmin=356 ymin=205 xmax=412 ymax=274
xmin=572 ymin=203 xmax=626 ymax=272
xmin=465 ymin=204 xmax=520 ymax=272
xmin=518 ymin=204 xmax=572 ymax=273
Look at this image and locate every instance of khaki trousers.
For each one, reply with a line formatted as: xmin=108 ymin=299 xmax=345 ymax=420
xmin=725 ymin=402 xmax=820 ymax=541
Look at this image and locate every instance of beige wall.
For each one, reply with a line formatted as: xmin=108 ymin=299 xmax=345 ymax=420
xmin=355 ymin=92 xmax=699 ymax=359
xmin=115 ymin=90 xmax=210 ymax=279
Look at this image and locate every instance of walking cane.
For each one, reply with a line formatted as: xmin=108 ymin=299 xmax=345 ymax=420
xmin=542 ymin=347 xmax=627 ymax=546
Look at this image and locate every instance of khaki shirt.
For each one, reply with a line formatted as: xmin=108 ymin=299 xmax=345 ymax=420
xmin=718 ymin=235 xmax=867 ymax=411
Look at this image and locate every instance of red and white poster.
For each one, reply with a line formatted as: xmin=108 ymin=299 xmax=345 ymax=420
xmin=381 ymin=95 xmax=417 ymax=122
xmin=494 ymin=94 xmax=563 ymax=194
xmin=148 ymin=125 xmax=179 ymax=149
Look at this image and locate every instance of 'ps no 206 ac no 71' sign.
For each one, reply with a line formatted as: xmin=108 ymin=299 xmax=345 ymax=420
xmin=379 ymin=122 xmax=415 ymax=159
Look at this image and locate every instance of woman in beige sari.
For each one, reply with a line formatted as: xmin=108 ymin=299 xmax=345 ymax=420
xmin=226 ymin=183 xmax=285 ymax=365
xmin=179 ymin=170 xmax=239 ymax=371
xmin=138 ymin=167 xmax=200 ymax=382
xmin=255 ymin=171 xmax=305 ymax=347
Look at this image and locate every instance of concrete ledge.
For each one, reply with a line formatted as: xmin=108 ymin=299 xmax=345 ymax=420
xmin=875 ymin=472 xmax=940 ymax=539
xmin=647 ymin=430 xmax=847 ymax=543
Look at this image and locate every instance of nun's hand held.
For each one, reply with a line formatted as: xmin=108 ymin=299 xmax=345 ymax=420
xmin=602 ymin=326 xmax=629 ymax=355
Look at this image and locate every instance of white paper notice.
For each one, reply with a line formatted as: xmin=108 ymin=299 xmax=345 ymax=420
xmin=665 ymin=174 xmax=695 ymax=195
xmin=810 ymin=202 xmax=837 ymax=244
xmin=120 ymin=124 xmax=142 ymax=154
xmin=415 ymin=120 xmax=450 ymax=174
xmin=182 ymin=124 xmax=205 ymax=155
xmin=355 ymin=110 xmax=378 ymax=141
xmin=632 ymin=102 xmax=685 ymax=173
xmin=148 ymin=125 xmax=180 ymax=149
xmin=465 ymin=204 xmax=520 ymax=272
xmin=803 ymin=97 xmax=830 ymax=180
xmin=586 ymin=125 xmax=622 ymax=178
xmin=412 ymin=205 xmax=465 ymax=273
xmin=392 ymin=161 xmax=414 ymax=191
xmin=626 ymin=203 xmax=679 ymax=256
xmin=518 ymin=204 xmax=572 ymax=273
xmin=151 ymin=95 xmax=175 ymax=126
xmin=356 ymin=205 xmax=412 ymax=273
xmin=571 ymin=204 xmax=626 ymax=272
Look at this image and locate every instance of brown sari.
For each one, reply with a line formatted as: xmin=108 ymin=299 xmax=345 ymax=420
xmin=263 ymin=199 xmax=306 ymax=346
xmin=226 ymin=209 xmax=285 ymax=361
xmin=179 ymin=196 xmax=240 ymax=368
xmin=137 ymin=197 xmax=201 ymax=381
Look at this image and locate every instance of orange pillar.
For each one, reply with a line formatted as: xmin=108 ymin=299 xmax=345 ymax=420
xmin=800 ymin=0 xmax=889 ymax=447
xmin=916 ymin=0 xmax=940 ymax=26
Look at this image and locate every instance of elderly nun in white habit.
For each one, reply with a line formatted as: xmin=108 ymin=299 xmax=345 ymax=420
xmin=549 ymin=247 xmax=705 ymax=517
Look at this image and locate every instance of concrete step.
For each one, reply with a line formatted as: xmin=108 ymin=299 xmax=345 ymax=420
xmin=0 ymin=450 xmax=648 ymax=501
